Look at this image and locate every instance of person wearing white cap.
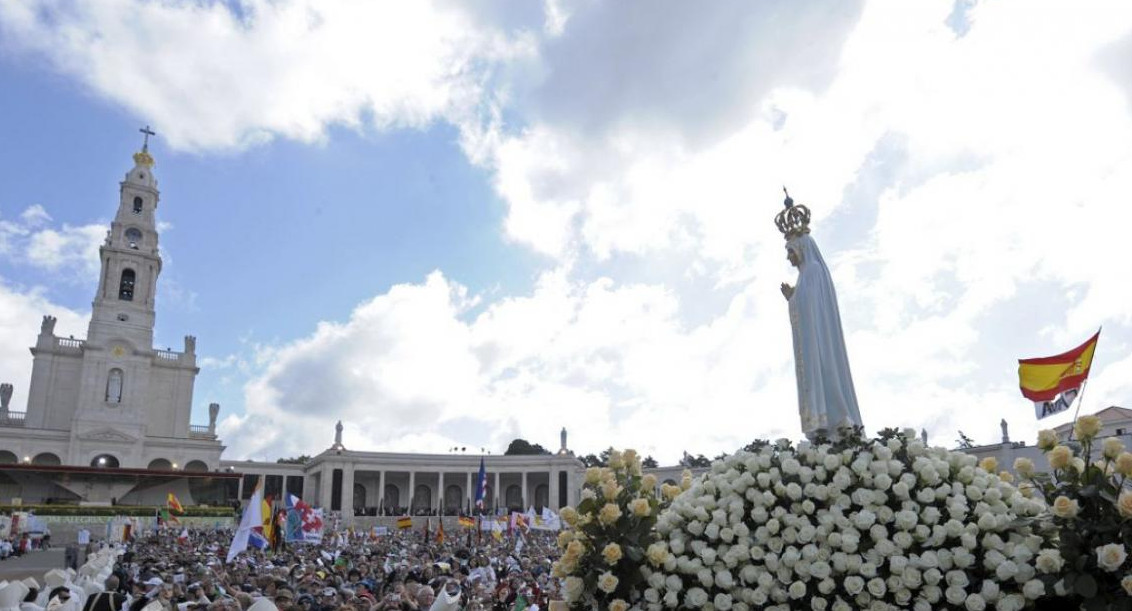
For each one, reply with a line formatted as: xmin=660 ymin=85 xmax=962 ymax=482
xmin=0 ymin=582 xmax=29 ymax=611
xmin=245 ymin=598 xmax=277 ymax=611
xmin=44 ymin=587 xmax=78 ymax=611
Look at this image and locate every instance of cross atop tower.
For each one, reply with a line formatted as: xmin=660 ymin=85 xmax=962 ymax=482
xmin=139 ymin=125 xmax=156 ymax=151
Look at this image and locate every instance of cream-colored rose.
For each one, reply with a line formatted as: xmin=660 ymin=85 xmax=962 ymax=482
xmin=979 ymin=457 xmax=997 ymax=473
xmin=1105 ymin=437 xmax=1125 ymax=459
xmin=556 ymin=530 xmax=574 ymax=549
xmin=999 ymin=470 xmax=1014 ymax=483
xmin=608 ymin=450 xmax=625 ymax=470
xmin=601 ymin=480 xmax=623 ymax=500
xmin=551 ymin=560 xmax=568 ymax=578
xmin=565 ymin=540 xmax=585 ymax=558
xmin=1014 ymin=457 xmax=1035 ymax=478
xmin=646 ymin=542 xmax=669 ymax=567
xmin=1052 ymin=495 xmax=1080 ymax=519
xmin=662 ymin=483 xmax=681 ymax=501
xmin=559 ymin=506 xmax=579 ymax=526
xmin=1071 ymin=457 xmax=1086 ymax=473
xmin=1122 ymin=575 xmax=1132 ymax=596
xmin=629 ymin=498 xmax=651 ymax=517
xmin=558 ymin=553 xmax=578 ymax=574
xmin=1037 ymin=429 xmax=1058 ymax=450
xmin=602 ymin=542 xmax=623 ymax=565
xmin=1118 ymin=491 xmax=1132 ymax=519
xmin=623 ymin=449 xmax=639 ymax=465
xmin=599 ymin=503 xmax=623 ymax=525
xmin=597 ymin=571 xmax=619 ymax=594
xmin=642 ymin=473 xmax=657 ymax=491
xmin=1097 ymin=543 xmax=1128 ymax=572
xmin=1019 ymin=484 xmax=1035 ymax=498
xmin=609 ymin=600 xmax=629 ymax=611
xmin=1117 ymin=453 xmax=1132 ymax=477
xmin=681 ymin=469 xmax=693 ymax=491
xmin=585 ymin=467 xmax=603 ymax=485
xmin=1075 ymin=415 xmax=1102 ymax=440
xmin=1048 ymin=445 xmax=1073 ymax=470
xmin=564 ymin=577 xmax=584 ymax=603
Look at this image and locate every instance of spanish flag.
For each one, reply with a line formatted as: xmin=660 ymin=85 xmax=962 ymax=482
xmin=457 ymin=516 xmax=475 ymax=528
xmin=166 ymin=492 xmax=184 ymax=514
xmin=1019 ymin=330 xmax=1100 ymax=419
xmin=397 ymin=516 xmax=412 ymax=529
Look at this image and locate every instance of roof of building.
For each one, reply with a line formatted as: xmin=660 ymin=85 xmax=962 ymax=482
xmin=1053 ymin=405 xmax=1132 ymax=433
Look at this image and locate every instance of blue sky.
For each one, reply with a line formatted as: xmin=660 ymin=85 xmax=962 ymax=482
xmin=1 ymin=0 xmax=1131 ymax=463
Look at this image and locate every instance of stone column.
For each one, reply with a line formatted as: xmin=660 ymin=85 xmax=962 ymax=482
xmin=342 ymin=464 xmax=355 ymax=525
xmin=493 ymin=471 xmax=500 ymax=512
xmin=548 ymin=468 xmax=559 ymax=511
xmin=521 ymin=471 xmax=528 ymax=510
xmin=378 ymin=470 xmax=385 ymax=514
xmin=319 ymin=467 xmax=333 ymax=510
xmin=466 ymin=471 xmax=473 ymax=513
xmin=438 ymin=472 xmax=446 ymax=515
xmin=408 ymin=471 xmax=416 ymax=514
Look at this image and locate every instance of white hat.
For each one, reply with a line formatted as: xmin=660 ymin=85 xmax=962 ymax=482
xmin=22 ymin=578 xmax=39 ymax=591
xmin=247 ymin=598 xmax=278 ymax=611
xmin=43 ymin=571 xmax=68 ymax=589
xmin=143 ymin=578 xmax=163 ymax=588
xmin=0 ymin=582 xmax=29 ymax=611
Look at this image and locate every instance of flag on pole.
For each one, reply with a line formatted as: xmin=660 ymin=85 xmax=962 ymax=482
xmin=397 ymin=516 xmax=412 ymax=530
xmin=227 ymin=476 xmax=265 ymax=562
xmin=166 ymin=492 xmax=184 ymax=514
xmin=178 ymin=528 xmax=189 ymax=544
xmin=436 ymin=520 xmax=445 ymax=544
xmin=424 ymin=517 xmax=430 ymax=541
xmin=1019 ymin=330 xmax=1100 ymax=419
xmin=159 ymin=508 xmax=180 ymax=525
xmin=474 ymin=457 xmax=487 ymax=511
xmin=457 ymin=516 xmax=475 ymax=528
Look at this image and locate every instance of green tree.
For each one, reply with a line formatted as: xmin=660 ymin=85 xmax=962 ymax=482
xmin=956 ymin=431 xmax=975 ymax=449
xmin=276 ymin=455 xmax=311 ymax=464
xmin=504 ymin=438 xmax=552 ymax=456
xmin=579 ymin=454 xmax=605 ymax=468
xmin=642 ymin=455 xmax=659 ymax=468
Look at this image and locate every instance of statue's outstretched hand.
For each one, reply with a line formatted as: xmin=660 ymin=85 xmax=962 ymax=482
xmin=780 ymin=282 xmax=794 ymax=300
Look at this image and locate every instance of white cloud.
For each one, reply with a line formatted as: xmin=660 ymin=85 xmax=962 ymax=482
xmin=0 ymin=206 xmax=105 ymax=279
xmin=0 ymin=281 xmax=88 ymax=412
xmin=0 ymin=0 xmax=538 ymax=150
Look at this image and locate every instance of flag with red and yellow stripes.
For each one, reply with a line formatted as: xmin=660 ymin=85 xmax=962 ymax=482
xmin=1019 ymin=330 xmax=1100 ymax=419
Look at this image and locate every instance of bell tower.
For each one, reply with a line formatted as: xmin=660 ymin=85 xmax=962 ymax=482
xmin=87 ymin=127 xmax=162 ymax=348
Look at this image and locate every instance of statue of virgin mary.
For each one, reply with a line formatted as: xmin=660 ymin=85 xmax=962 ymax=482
xmin=776 ymin=190 xmax=863 ymax=440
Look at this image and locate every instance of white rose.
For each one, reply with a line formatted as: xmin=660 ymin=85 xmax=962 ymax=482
xmin=964 ymin=593 xmax=986 ymax=611
xmin=945 ymin=586 xmax=967 ymax=605
xmin=997 ymin=594 xmax=1025 ymax=611
xmin=788 ymin=581 xmax=807 ymax=599
xmin=1022 ymin=579 xmax=1044 ymax=600
xmin=713 ymin=594 xmax=733 ymax=610
xmin=1035 ymin=549 xmax=1064 ymax=574
xmin=665 ymin=574 xmax=683 ymax=592
xmin=844 ymin=576 xmax=865 ymax=595
xmin=563 ymin=577 xmax=584 ymax=602
xmin=1097 ymin=543 xmax=1128 ymax=572
xmin=866 ymin=578 xmax=886 ymax=598
xmin=685 ymin=587 xmax=708 ymax=608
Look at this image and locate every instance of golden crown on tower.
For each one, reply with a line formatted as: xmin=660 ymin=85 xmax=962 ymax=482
xmin=774 ymin=187 xmax=810 ymax=239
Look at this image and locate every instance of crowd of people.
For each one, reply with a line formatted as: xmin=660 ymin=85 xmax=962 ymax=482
xmin=17 ymin=525 xmax=563 ymax=611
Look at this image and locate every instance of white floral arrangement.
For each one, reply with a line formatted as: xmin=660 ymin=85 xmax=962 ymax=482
xmin=645 ymin=428 xmax=1057 ymax=611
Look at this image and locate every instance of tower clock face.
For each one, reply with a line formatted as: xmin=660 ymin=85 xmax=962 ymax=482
xmin=111 ymin=346 xmax=126 ymax=358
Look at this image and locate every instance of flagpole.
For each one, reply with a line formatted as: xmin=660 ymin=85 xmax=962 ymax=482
xmin=1066 ymin=379 xmax=1090 ymax=442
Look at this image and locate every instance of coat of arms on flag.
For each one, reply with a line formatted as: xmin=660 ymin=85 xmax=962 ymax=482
xmin=1019 ymin=330 xmax=1100 ymax=420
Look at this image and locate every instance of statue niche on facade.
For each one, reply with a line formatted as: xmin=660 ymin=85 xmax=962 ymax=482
xmin=777 ymin=189 xmax=864 ymax=440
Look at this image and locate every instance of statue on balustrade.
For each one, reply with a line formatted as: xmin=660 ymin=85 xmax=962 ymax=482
xmin=777 ymin=189 xmax=864 ymax=441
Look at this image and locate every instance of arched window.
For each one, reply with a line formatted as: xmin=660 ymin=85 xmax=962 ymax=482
xmin=118 ymin=269 xmax=136 ymax=301
xmin=0 ymin=451 xmax=17 ymax=464
xmin=505 ymin=485 xmax=522 ymax=510
xmin=354 ymin=483 xmax=367 ymax=510
xmin=125 ymin=228 xmax=142 ymax=249
xmin=133 ymin=197 xmax=143 ymax=214
xmin=32 ymin=453 xmax=61 ymax=466
xmin=534 ymin=484 xmax=549 ymax=512
xmin=413 ymin=485 xmax=431 ymax=512
xmin=384 ymin=485 xmax=400 ymax=511
xmin=147 ymin=458 xmax=172 ymax=470
xmin=106 ymin=369 xmax=123 ymax=403
xmin=444 ymin=484 xmax=462 ymax=514
xmin=184 ymin=460 xmax=209 ymax=472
